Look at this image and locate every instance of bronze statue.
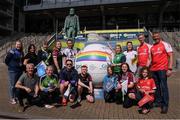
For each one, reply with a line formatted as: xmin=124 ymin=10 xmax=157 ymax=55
xmin=63 ymin=8 xmax=80 ymax=39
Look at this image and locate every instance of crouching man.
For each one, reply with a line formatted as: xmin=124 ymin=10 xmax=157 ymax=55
xmin=15 ymin=63 xmax=39 ymax=112
xmin=77 ymin=65 xmax=94 ymax=103
xmin=39 ymin=65 xmax=59 ymax=109
xmin=59 ymin=59 xmax=78 ymax=105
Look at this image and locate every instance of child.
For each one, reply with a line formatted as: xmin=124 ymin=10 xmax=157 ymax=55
xmin=136 ymin=67 xmax=156 ymax=114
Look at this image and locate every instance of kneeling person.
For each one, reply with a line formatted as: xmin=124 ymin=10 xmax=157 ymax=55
xmin=15 ymin=63 xmax=39 ymax=112
xmin=39 ymin=66 xmax=59 ymax=108
xmin=59 ymin=59 xmax=78 ymax=105
xmin=77 ymin=65 xmax=94 ymax=103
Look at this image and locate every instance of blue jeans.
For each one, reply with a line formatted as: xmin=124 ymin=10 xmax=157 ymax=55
xmin=8 ymin=70 xmax=22 ymax=99
xmin=152 ymin=70 xmax=169 ymax=107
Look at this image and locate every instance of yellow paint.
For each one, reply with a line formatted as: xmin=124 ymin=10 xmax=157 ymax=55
xmin=81 ymin=29 xmax=144 ymax=34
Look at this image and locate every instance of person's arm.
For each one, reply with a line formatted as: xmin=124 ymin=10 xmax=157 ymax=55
xmin=166 ymin=52 xmax=173 ymax=77
xmin=5 ymin=50 xmax=13 ymax=65
xmin=78 ymin=79 xmax=89 ymax=89
xmin=146 ymin=45 xmax=152 ymax=67
xmin=15 ymin=81 xmax=31 ymax=93
xmin=53 ymin=57 xmax=60 ymax=72
xmin=34 ymin=83 xmax=39 ymax=97
xmin=128 ymin=82 xmax=134 ymax=89
xmin=168 ymin=52 xmax=173 ymax=70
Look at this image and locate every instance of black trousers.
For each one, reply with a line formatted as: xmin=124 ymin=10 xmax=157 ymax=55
xmin=115 ymin=91 xmax=134 ymax=108
xmin=16 ymin=88 xmax=40 ymax=106
xmin=136 ymin=90 xmax=151 ymax=109
xmin=104 ymin=89 xmax=115 ymax=102
xmin=39 ymin=88 xmax=60 ymax=105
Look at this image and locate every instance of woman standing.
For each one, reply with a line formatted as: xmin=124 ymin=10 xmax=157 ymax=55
xmin=23 ymin=44 xmax=38 ymax=67
xmin=5 ymin=40 xmax=24 ymax=104
xmin=111 ymin=45 xmax=126 ymax=74
xmin=123 ymin=41 xmax=137 ymax=73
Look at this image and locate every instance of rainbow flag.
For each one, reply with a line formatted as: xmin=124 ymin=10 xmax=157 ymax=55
xmin=76 ymin=51 xmax=111 ymax=62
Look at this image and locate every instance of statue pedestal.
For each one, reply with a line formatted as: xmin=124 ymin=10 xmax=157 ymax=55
xmin=94 ymin=89 xmax=104 ymax=100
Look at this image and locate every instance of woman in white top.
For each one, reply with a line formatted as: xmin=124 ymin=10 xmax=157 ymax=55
xmin=123 ymin=41 xmax=137 ymax=73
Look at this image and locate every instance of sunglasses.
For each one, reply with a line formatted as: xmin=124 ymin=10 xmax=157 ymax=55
xmin=67 ymin=63 xmax=72 ymax=66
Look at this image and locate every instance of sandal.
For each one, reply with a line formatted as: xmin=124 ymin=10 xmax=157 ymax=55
xmin=142 ymin=109 xmax=150 ymax=114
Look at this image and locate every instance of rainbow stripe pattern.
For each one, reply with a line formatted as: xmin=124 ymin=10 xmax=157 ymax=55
xmin=76 ymin=51 xmax=111 ymax=62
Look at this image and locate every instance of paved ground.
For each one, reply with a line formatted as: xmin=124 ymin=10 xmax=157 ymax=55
xmin=0 ymin=63 xmax=180 ymax=119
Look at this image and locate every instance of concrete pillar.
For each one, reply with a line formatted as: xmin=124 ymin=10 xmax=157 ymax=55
xmin=19 ymin=11 xmax=25 ymax=32
xmin=100 ymin=6 xmax=106 ymax=30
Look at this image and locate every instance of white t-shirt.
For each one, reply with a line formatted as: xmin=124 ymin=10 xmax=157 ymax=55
xmin=63 ymin=47 xmax=77 ymax=65
xmin=123 ymin=50 xmax=137 ymax=73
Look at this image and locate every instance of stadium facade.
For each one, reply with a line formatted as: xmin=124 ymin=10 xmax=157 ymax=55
xmin=0 ymin=0 xmax=179 ymax=36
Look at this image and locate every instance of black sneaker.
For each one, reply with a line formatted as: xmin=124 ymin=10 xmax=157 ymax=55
xmin=161 ymin=106 xmax=168 ymax=114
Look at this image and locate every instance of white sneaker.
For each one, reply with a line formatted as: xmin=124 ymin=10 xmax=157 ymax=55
xmin=77 ymin=96 xmax=81 ymax=103
xmin=45 ymin=104 xmax=54 ymax=109
xmin=10 ymin=99 xmax=16 ymax=105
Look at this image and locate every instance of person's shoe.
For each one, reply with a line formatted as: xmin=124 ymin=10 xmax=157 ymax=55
xmin=77 ymin=96 xmax=81 ymax=103
xmin=161 ymin=106 xmax=168 ymax=114
xmin=45 ymin=104 xmax=54 ymax=109
xmin=18 ymin=105 xmax=24 ymax=112
xmin=10 ymin=99 xmax=17 ymax=105
xmin=62 ymin=98 xmax=67 ymax=106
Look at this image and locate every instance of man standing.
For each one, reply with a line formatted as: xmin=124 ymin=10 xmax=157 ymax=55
xmin=150 ymin=32 xmax=173 ymax=114
xmin=63 ymin=39 xmax=77 ymax=65
xmin=5 ymin=40 xmax=24 ymax=104
xmin=15 ymin=63 xmax=39 ymax=112
xmin=63 ymin=8 xmax=80 ymax=39
xmin=136 ymin=33 xmax=151 ymax=77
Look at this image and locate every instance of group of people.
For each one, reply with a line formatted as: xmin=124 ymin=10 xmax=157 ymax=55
xmin=103 ymin=32 xmax=173 ymax=114
xmin=5 ymin=32 xmax=173 ymax=114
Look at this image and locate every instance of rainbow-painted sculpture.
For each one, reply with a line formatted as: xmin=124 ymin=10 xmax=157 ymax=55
xmin=75 ymin=43 xmax=114 ymax=87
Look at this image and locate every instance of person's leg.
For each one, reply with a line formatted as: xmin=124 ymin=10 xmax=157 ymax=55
xmin=77 ymin=85 xmax=83 ymax=102
xmin=60 ymin=82 xmax=69 ymax=105
xmin=8 ymin=71 xmax=22 ymax=104
xmin=104 ymin=91 xmax=110 ymax=102
xmin=152 ymin=71 xmax=162 ymax=107
xmin=115 ymin=91 xmax=123 ymax=104
xmin=158 ymin=70 xmax=169 ymax=113
xmin=123 ymin=93 xmax=133 ymax=108
xmin=16 ymin=88 xmax=28 ymax=106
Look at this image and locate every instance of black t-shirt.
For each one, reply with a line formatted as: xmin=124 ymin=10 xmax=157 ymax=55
xmin=24 ymin=52 xmax=38 ymax=66
xmin=78 ymin=73 xmax=92 ymax=86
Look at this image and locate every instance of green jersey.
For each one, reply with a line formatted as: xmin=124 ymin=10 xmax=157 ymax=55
xmin=112 ymin=53 xmax=126 ymax=73
xmin=40 ymin=74 xmax=58 ymax=89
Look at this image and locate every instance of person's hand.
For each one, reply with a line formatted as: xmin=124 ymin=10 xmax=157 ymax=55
xmin=111 ymin=64 xmax=116 ymax=67
xmin=24 ymin=87 xmax=31 ymax=93
xmin=166 ymin=69 xmax=173 ymax=77
xmin=144 ymin=91 xmax=150 ymax=95
xmin=33 ymin=94 xmax=38 ymax=98
xmin=57 ymin=69 xmax=61 ymax=73
xmin=88 ymin=87 xmax=93 ymax=94
xmin=49 ymin=88 xmax=54 ymax=92
xmin=139 ymin=88 xmax=145 ymax=93
xmin=117 ymin=83 xmax=122 ymax=89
